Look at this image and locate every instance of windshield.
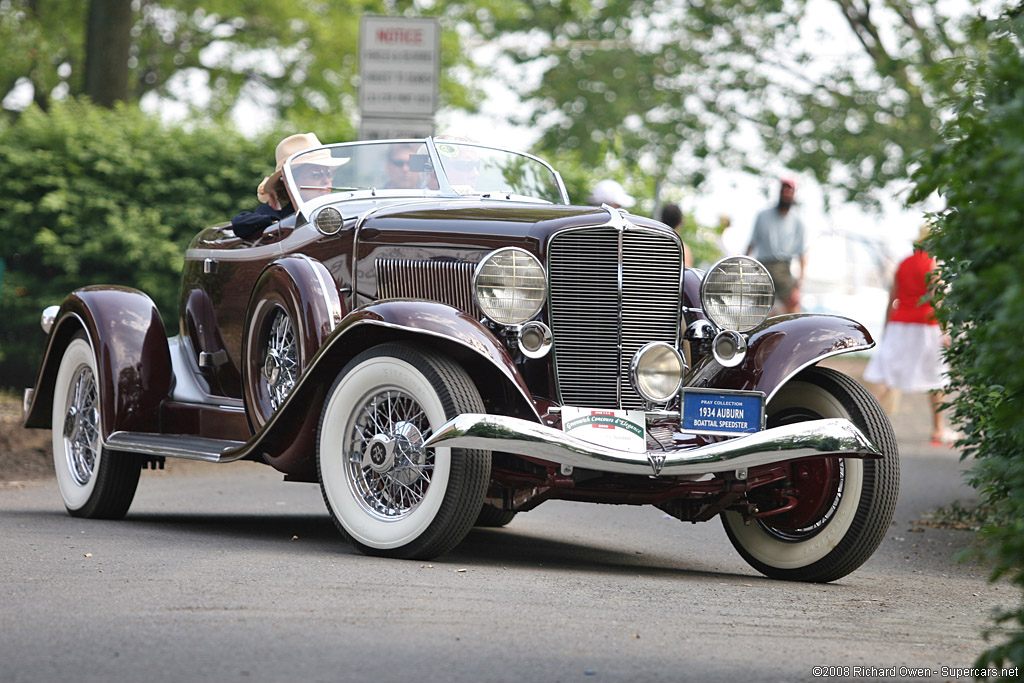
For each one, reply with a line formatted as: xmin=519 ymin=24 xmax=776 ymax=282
xmin=283 ymin=139 xmax=567 ymax=213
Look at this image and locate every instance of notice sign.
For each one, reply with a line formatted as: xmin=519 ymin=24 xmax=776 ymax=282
xmin=562 ymin=407 xmax=647 ymax=453
xmin=359 ymin=16 xmax=439 ymax=119
xmin=681 ymin=389 xmax=765 ymax=436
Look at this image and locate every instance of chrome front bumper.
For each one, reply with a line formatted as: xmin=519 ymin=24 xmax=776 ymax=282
xmin=423 ymin=415 xmax=881 ymax=478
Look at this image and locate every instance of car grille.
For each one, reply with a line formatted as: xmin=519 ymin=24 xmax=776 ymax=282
xmin=376 ymin=259 xmax=482 ymax=318
xmin=548 ymin=226 xmax=682 ymax=410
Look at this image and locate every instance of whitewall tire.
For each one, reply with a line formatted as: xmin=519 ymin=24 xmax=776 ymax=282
xmin=317 ymin=343 xmax=490 ymax=559
xmin=51 ymin=335 xmax=141 ymax=519
xmin=722 ymin=367 xmax=899 ymax=582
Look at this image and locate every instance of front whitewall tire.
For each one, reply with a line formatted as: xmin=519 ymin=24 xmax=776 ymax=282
xmin=722 ymin=367 xmax=899 ymax=582
xmin=319 ymin=356 xmax=452 ymax=549
xmin=317 ymin=343 xmax=490 ymax=559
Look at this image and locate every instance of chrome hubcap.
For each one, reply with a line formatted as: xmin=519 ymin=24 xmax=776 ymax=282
xmin=263 ymin=309 xmax=297 ymax=411
xmin=346 ymin=390 xmax=433 ymax=520
xmin=63 ymin=365 xmax=100 ymax=487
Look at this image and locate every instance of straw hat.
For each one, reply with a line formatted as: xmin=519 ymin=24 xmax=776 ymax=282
xmin=256 ymin=133 xmax=348 ymax=205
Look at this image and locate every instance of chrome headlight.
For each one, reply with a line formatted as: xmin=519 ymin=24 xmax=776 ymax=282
xmin=700 ymin=256 xmax=775 ymax=332
xmin=630 ymin=342 xmax=686 ymax=404
xmin=518 ymin=321 xmax=552 ymax=358
xmin=313 ymin=207 xmax=344 ymax=234
xmin=473 ymin=248 xmax=546 ymax=325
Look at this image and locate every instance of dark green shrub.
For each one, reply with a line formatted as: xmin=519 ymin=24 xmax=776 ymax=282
xmin=0 ymin=100 xmax=277 ymax=388
xmin=912 ymin=13 xmax=1024 ymax=677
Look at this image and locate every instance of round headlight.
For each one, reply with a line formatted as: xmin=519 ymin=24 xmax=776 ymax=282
xmin=630 ymin=342 xmax=686 ymax=404
xmin=473 ymin=248 xmax=546 ymax=325
xmin=700 ymin=256 xmax=775 ymax=332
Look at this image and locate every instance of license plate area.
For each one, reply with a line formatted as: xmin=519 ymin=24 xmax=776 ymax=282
xmin=681 ymin=389 xmax=765 ymax=436
xmin=561 ymin=406 xmax=647 ymax=453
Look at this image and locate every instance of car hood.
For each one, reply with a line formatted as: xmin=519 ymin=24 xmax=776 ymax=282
xmin=355 ymin=198 xmax=671 ymax=254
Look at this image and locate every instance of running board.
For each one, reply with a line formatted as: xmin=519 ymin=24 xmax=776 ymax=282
xmin=106 ymin=431 xmax=245 ymax=463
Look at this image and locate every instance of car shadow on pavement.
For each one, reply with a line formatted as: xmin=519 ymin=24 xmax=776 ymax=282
xmin=452 ymin=526 xmax=761 ymax=583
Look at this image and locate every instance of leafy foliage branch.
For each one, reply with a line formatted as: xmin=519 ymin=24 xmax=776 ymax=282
xmin=911 ymin=10 xmax=1024 ymax=675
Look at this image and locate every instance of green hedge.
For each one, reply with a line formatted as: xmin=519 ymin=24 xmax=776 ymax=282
xmin=0 ymin=101 xmax=275 ymax=388
xmin=912 ymin=14 xmax=1024 ymax=677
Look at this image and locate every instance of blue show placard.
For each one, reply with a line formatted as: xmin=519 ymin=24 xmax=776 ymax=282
xmin=681 ymin=390 xmax=765 ymax=435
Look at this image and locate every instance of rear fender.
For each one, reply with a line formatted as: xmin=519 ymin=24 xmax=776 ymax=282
xmin=685 ymin=314 xmax=873 ymax=404
xmin=23 ymin=287 xmax=172 ymax=436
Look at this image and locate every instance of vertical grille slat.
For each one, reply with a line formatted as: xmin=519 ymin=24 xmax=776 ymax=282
xmin=376 ymin=259 xmax=481 ymax=318
xmin=549 ymin=227 xmax=682 ymax=410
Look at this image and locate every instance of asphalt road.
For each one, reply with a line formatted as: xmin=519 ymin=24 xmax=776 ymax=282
xmin=0 ymin=425 xmax=1012 ymax=683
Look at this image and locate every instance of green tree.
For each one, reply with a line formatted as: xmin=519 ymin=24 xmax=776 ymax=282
xmin=0 ymin=0 xmax=494 ymax=124
xmin=911 ymin=10 xmax=1024 ymax=676
xmin=482 ymin=0 xmax=988 ymax=206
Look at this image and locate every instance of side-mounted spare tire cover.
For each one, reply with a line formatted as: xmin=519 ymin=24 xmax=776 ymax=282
xmin=242 ymin=255 xmax=345 ymax=428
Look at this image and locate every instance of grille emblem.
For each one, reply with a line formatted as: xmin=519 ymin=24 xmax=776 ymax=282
xmin=648 ymin=453 xmax=666 ymax=476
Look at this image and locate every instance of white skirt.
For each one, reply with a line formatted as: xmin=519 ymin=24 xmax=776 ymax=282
xmin=863 ymin=322 xmax=950 ymax=392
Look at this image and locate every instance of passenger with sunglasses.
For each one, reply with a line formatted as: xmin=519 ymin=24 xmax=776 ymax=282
xmin=383 ymin=144 xmax=419 ymax=189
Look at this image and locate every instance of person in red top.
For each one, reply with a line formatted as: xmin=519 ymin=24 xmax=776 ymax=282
xmin=864 ymin=225 xmax=951 ymax=444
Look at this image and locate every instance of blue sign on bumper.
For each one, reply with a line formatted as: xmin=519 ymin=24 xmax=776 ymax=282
xmin=681 ymin=389 xmax=766 ymax=436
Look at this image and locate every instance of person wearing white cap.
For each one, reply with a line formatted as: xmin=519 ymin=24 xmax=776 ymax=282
xmin=588 ymin=179 xmax=635 ymax=209
xmin=232 ymin=132 xmax=344 ymax=239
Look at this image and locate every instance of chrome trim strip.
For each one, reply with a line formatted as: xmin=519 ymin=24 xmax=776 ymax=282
xmin=615 ymin=212 xmax=624 ymax=407
xmin=106 ymin=431 xmax=245 ymax=462
xmin=424 ymin=414 xmax=881 ymax=477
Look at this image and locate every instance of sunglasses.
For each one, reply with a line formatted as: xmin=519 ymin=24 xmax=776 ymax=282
xmin=389 ymin=158 xmax=412 ymax=169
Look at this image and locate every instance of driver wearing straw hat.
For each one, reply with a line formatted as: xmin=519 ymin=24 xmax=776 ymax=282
xmin=232 ymin=132 xmax=345 ymax=239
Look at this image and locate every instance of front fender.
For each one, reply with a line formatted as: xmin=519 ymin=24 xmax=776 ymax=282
xmin=312 ymin=299 xmax=539 ymax=420
xmin=23 ymin=286 xmax=172 ymax=436
xmin=686 ymin=314 xmax=873 ymax=403
xmin=243 ymin=299 xmax=540 ymax=476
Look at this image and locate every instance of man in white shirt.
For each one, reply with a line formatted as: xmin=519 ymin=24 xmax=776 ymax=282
xmin=746 ymin=178 xmax=807 ymax=314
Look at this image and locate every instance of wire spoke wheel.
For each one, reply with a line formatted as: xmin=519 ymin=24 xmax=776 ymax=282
xmin=347 ymin=389 xmax=433 ymax=520
xmin=318 ymin=343 xmax=490 ymax=560
xmin=52 ymin=334 xmax=141 ymax=519
xmin=264 ymin=307 xmax=298 ymax=411
xmin=63 ymin=363 xmax=101 ymax=486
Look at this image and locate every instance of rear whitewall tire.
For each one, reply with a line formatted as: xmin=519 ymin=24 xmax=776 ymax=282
xmin=52 ymin=335 xmax=141 ymax=519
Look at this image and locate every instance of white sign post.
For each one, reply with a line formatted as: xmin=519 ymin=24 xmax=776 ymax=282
xmin=359 ymin=16 xmax=439 ymax=139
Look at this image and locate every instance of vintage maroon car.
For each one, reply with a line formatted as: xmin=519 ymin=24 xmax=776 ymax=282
xmin=23 ymin=138 xmax=898 ymax=582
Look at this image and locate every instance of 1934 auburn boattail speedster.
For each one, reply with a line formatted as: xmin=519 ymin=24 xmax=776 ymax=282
xmin=23 ymin=137 xmax=898 ymax=582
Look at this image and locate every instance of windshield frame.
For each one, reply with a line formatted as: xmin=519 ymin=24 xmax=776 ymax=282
xmin=282 ymin=137 xmax=570 ymax=219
